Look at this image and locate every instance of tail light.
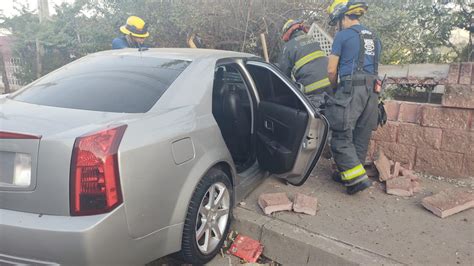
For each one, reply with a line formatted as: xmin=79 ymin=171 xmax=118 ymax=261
xmin=70 ymin=125 xmax=127 ymax=216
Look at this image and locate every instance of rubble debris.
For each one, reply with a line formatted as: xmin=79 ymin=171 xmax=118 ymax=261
xmin=293 ymin=193 xmax=318 ymax=216
xmin=386 ymin=177 xmax=413 ymax=197
xmin=391 ymin=162 xmax=401 ymax=179
xmin=374 ymin=151 xmax=391 ymax=181
xmin=258 ymin=192 xmax=293 ymax=215
xmin=228 ymin=234 xmax=264 ymax=263
xmin=422 ymin=189 xmax=474 ymax=218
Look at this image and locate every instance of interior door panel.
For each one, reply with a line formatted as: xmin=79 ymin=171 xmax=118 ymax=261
xmin=256 ymin=101 xmax=308 ymax=174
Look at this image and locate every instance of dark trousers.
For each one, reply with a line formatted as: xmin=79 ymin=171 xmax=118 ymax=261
xmin=325 ymin=76 xmax=378 ymax=175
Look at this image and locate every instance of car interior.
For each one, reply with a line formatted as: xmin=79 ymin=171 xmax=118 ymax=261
xmin=212 ymin=62 xmax=309 ymax=175
xmin=212 ymin=64 xmax=255 ymax=172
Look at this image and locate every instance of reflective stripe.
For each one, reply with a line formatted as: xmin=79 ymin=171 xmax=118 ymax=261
xmin=292 ymin=50 xmax=326 ymax=74
xmin=341 ymin=164 xmax=366 ymax=181
xmin=305 ymin=78 xmax=331 ymax=93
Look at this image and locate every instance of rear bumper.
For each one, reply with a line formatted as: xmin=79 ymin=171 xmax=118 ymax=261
xmin=0 ymin=206 xmax=183 ymax=265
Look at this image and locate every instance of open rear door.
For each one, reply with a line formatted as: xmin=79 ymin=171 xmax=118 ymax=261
xmin=245 ymin=61 xmax=329 ymax=186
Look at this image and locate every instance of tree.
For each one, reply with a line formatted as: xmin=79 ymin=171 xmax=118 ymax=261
xmin=0 ymin=0 xmax=471 ymax=86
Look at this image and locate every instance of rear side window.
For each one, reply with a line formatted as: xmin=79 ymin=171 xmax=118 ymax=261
xmin=11 ymin=54 xmax=191 ymax=113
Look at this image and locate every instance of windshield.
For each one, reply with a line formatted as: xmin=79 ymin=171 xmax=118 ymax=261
xmin=11 ymin=54 xmax=191 ymax=113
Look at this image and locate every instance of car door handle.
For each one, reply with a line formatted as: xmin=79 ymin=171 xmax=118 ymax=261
xmin=264 ymin=120 xmax=274 ymax=132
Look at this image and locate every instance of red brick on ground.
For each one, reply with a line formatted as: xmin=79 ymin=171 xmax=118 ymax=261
xmin=258 ymin=192 xmax=293 ymax=215
xmin=398 ymin=102 xmax=421 ymax=123
xmin=440 ymin=130 xmax=474 ymax=154
xmin=400 ymin=167 xmax=418 ymax=181
xmin=398 ymin=123 xmax=442 ymax=150
xmin=391 ymin=162 xmax=401 ymax=179
xmin=293 ymin=193 xmax=318 ymax=216
xmin=374 ymin=151 xmax=392 ymax=181
xmin=420 ymin=105 xmax=471 ymax=130
xmin=386 ymin=177 xmax=413 ymax=197
xmin=422 ymin=189 xmax=474 ymax=218
xmin=442 ymin=84 xmax=474 ymax=109
xmin=415 ymin=148 xmax=464 ymax=178
xmin=447 ymin=63 xmax=460 ymax=84
xmin=384 ymin=101 xmax=400 ymax=121
xmin=459 ymin=63 xmax=473 ymax=85
xmin=376 ymin=141 xmax=416 ymax=165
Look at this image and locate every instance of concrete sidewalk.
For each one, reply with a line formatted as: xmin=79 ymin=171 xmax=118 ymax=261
xmin=232 ymin=158 xmax=474 ymax=265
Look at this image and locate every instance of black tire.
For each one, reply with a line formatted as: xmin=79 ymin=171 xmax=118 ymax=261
xmin=177 ymin=168 xmax=233 ymax=264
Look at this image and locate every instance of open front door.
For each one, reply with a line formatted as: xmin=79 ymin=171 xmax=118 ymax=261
xmin=245 ymin=61 xmax=329 ymax=186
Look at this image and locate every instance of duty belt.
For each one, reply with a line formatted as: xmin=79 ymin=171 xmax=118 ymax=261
xmin=340 ymin=76 xmax=366 ymax=87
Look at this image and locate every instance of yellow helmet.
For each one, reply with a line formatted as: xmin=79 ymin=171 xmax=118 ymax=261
xmin=327 ymin=0 xmax=368 ymax=26
xmin=120 ymin=16 xmax=149 ymax=38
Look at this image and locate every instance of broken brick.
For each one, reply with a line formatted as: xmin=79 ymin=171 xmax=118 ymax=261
xmin=374 ymin=151 xmax=392 ymax=181
xmin=391 ymin=162 xmax=401 ymax=178
xmin=386 ymin=177 xmax=413 ymax=197
xmin=293 ymin=193 xmax=318 ymax=216
xmin=400 ymin=167 xmax=418 ymax=181
xmin=258 ymin=192 xmax=293 ymax=215
xmin=422 ymin=189 xmax=474 ymax=218
xmin=376 ymin=141 xmax=416 ymax=165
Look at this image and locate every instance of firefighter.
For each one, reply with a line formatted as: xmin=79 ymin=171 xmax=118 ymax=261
xmin=326 ymin=0 xmax=382 ymax=194
xmin=112 ymin=16 xmax=149 ymax=49
xmin=278 ymin=19 xmax=330 ymax=107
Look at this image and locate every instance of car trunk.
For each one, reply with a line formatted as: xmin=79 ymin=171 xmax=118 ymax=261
xmin=0 ymin=98 xmax=132 ymax=216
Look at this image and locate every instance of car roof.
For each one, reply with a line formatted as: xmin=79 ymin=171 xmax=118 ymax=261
xmin=93 ymin=48 xmax=258 ymax=61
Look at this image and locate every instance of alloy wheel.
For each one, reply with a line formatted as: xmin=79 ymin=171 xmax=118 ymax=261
xmin=195 ymin=182 xmax=230 ymax=254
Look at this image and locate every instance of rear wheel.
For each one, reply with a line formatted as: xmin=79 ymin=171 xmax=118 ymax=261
xmin=178 ymin=168 xmax=233 ymax=264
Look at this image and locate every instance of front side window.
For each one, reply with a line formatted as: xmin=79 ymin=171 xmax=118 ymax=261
xmin=11 ymin=54 xmax=191 ymax=113
xmin=246 ymin=63 xmax=302 ymax=109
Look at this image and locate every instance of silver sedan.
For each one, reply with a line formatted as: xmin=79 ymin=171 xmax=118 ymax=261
xmin=0 ymin=48 xmax=328 ymax=265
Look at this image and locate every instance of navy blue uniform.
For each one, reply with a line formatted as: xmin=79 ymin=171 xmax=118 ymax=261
xmin=331 ymin=25 xmax=381 ymax=78
xmin=325 ymin=24 xmax=382 ymax=190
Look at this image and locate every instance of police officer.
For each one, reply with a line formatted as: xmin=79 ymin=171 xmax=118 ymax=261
xmin=278 ymin=19 xmax=330 ymax=107
xmin=325 ymin=0 xmax=382 ymax=194
xmin=112 ymin=16 xmax=149 ymax=49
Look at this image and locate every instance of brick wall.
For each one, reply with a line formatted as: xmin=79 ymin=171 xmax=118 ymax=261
xmin=368 ymin=63 xmax=473 ymax=178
